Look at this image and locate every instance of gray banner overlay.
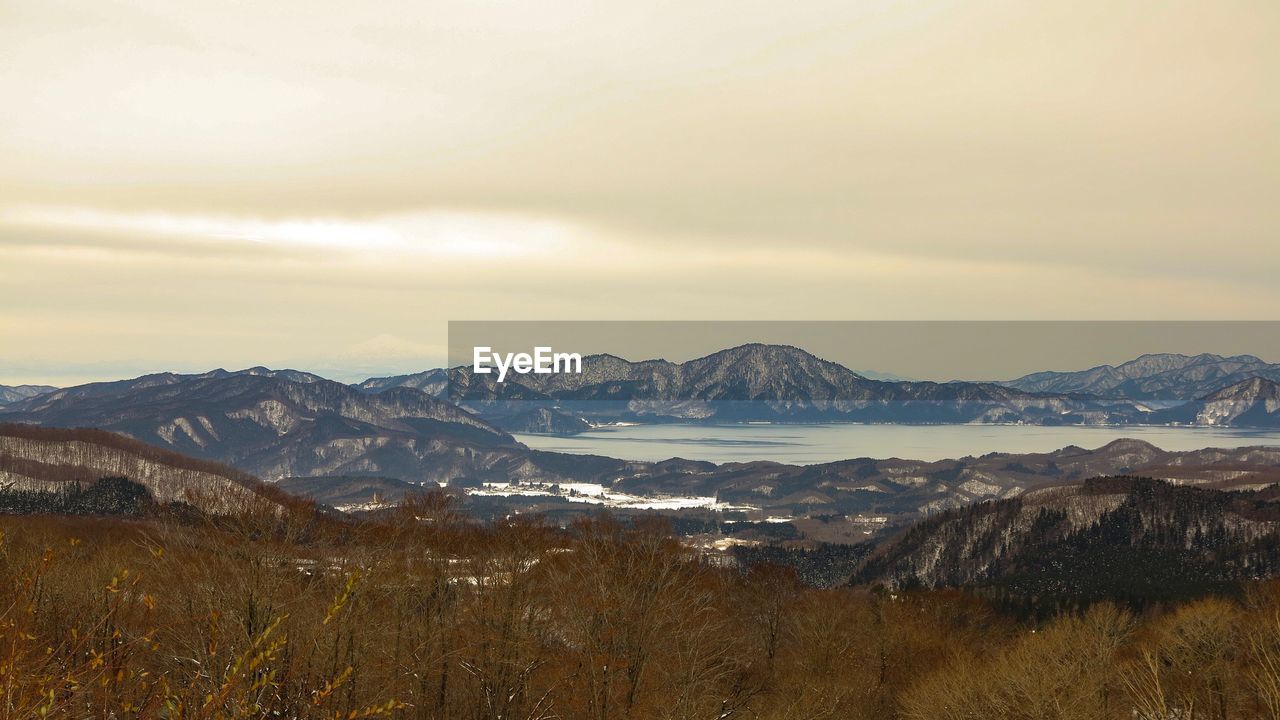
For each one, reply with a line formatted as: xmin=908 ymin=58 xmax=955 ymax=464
xmin=444 ymin=321 xmax=1280 ymax=425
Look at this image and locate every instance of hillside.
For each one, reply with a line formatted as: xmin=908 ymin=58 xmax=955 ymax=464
xmin=277 ymin=474 xmax=425 ymax=511
xmin=1150 ymin=377 xmax=1280 ymax=427
xmin=855 ymin=476 xmax=1280 ymax=608
xmin=0 ymin=423 xmax=289 ymax=514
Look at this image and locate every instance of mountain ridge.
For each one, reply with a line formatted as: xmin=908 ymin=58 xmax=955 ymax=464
xmin=853 ymin=475 xmax=1280 ymax=608
xmin=0 ymin=423 xmax=295 ymax=515
xmin=0 ymin=384 xmax=58 ymax=405
xmin=1003 ymin=352 xmax=1280 ymax=401
xmin=0 ymin=371 xmax=524 ymax=483
xmin=1150 ymin=376 xmax=1280 ymax=427
xmin=438 ymin=343 xmax=1143 ymax=428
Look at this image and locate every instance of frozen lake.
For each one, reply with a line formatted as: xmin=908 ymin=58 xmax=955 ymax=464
xmin=513 ymin=423 xmax=1280 ymax=465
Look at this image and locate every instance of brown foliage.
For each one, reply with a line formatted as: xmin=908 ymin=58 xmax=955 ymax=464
xmin=4 ymin=506 xmax=1280 ymax=719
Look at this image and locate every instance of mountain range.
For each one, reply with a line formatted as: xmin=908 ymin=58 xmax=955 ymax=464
xmin=0 ymin=345 xmax=1274 ymax=497
xmin=1001 ymin=352 xmax=1280 ymax=402
xmin=364 ymin=345 xmax=1280 ymax=430
xmin=0 ymin=368 xmax=527 ymax=483
xmin=1 ymin=345 xmax=1279 ymax=520
xmin=441 ymin=344 xmax=1144 ymax=428
xmin=0 ymin=383 xmax=57 ymax=405
xmin=10 ymin=348 xmax=1280 ymax=428
xmin=8 ymin=421 xmax=1280 ymax=609
xmin=232 ymin=435 xmax=1280 ymax=523
xmin=6 ymin=407 xmax=1280 ymax=611
xmin=7 ymin=364 xmax=1280 ymax=521
xmin=607 ymin=438 xmax=1280 ymax=517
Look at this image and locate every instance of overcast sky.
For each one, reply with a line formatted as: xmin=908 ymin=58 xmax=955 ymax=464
xmin=2 ymin=0 xmax=1277 ymax=384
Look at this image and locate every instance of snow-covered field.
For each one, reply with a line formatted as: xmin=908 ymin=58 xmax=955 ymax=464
xmin=468 ymin=481 xmax=755 ymax=511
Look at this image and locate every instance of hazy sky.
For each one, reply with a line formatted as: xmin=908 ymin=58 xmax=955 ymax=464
xmin=448 ymin=321 xmax=1280 ymax=382
xmin=2 ymin=0 xmax=1277 ymax=384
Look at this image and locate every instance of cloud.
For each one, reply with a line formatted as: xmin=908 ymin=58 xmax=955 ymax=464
xmin=0 ymin=205 xmax=582 ymax=260
xmin=0 ymin=0 xmax=1277 ymax=383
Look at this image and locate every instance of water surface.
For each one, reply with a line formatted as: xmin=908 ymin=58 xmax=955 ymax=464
xmin=513 ymin=424 xmax=1280 ymax=465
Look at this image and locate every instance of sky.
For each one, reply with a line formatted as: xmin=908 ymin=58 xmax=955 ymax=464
xmin=1 ymin=0 xmax=1277 ymax=385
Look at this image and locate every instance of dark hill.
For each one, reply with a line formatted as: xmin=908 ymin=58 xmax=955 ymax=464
xmin=854 ymin=476 xmax=1280 ymax=611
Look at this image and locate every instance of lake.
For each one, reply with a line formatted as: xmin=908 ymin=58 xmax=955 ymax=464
xmin=513 ymin=424 xmax=1280 ymax=465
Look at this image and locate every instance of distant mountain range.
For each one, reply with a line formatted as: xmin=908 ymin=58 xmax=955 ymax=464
xmin=1 ymin=345 xmax=1278 ymax=517
xmin=6 ymin=364 xmax=1280 ymax=520
xmin=1001 ymin=352 xmax=1280 ymax=402
xmin=0 ymin=368 xmax=526 ymax=483
xmin=608 ymin=438 xmax=1280 ymax=517
xmin=11 ymin=348 xmax=1278 ymax=428
xmin=0 ymin=384 xmax=57 ymax=405
xmin=359 ymin=345 xmax=1280 ymax=431
xmin=440 ymin=344 xmax=1143 ymax=428
xmin=12 ymin=349 xmax=1276 ymax=412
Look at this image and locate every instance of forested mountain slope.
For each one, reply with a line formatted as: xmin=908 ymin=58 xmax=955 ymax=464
xmin=856 ymin=476 xmax=1280 ymax=608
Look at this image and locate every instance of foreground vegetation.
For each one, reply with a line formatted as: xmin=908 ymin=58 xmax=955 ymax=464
xmin=4 ymin=492 xmax=1280 ymax=719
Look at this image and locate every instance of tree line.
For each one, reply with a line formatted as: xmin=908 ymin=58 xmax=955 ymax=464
xmin=3 ymin=489 xmax=1280 ymax=719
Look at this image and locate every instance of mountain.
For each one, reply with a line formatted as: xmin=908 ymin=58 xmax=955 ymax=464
xmin=356 ymin=368 xmax=449 ymax=396
xmin=851 ymin=369 xmax=915 ymax=382
xmin=1003 ymin=352 xmax=1280 ymax=402
xmin=12 ymin=367 xmax=328 ymax=409
xmin=0 ymin=370 xmax=528 ymax=483
xmin=0 ymin=384 xmax=57 ymax=405
xmin=488 ymin=406 xmax=593 ymax=434
xmin=1150 ymin=377 xmax=1280 ymax=427
xmin=443 ymin=344 xmax=1141 ymax=428
xmin=0 ymin=423 xmax=289 ymax=515
xmin=854 ymin=476 xmax=1280 ymax=609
